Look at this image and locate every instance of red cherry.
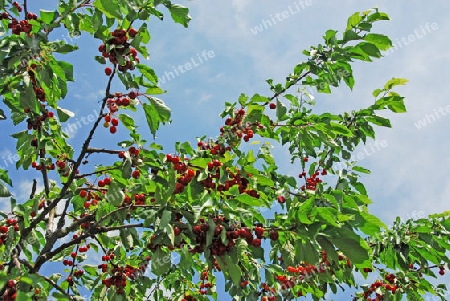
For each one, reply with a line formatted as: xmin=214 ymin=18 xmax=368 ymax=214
xmin=118 ymin=151 xmax=125 ymax=158
xmin=251 ymin=238 xmax=261 ymax=247
xmin=6 ymin=280 xmax=15 ymax=288
xmin=109 ymin=126 xmax=117 ymax=134
xmin=128 ymin=28 xmax=138 ymax=37
xmin=0 ymin=226 xmax=8 ymax=233
xmin=70 ymin=252 xmax=77 ymax=258
xmin=79 ymin=190 xmax=87 ymax=198
xmin=200 ymin=223 xmax=209 ymax=232
xmin=303 ymin=157 xmax=309 ymax=162
xmin=83 ymin=201 xmax=90 ymax=209
xmin=105 ymin=67 xmax=112 ymax=76
xmin=269 ymin=229 xmax=279 ymax=241
xmin=193 ymin=225 xmax=201 ymax=235
xmin=132 ymin=170 xmax=140 ymax=179
xmin=439 ymin=269 xmax=445 ymax=275
xmin=111 ymin=118 xmax=119 ymax=126
xmin=269 ymin=103 xmax=276 ymax=109
xmin=129 ymin=91 xmax=138 ymax=99
xmin=254 ymin=226 xmax=264 ymax=238
xmin=277 ymin=195 xmax=286 ymax=204
xmin=174 ymin=227 xmax=181 ymax=236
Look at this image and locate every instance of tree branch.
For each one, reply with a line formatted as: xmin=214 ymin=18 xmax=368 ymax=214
xmin=39 ymin=273 xmax=75 ymax=301
xmin=29 ymin=179 xmax=37 ymax=199
xmin=34 ymin=222 xmax=144 ymax=271
xmin=86 ymin=147 xmax=123 ymax=154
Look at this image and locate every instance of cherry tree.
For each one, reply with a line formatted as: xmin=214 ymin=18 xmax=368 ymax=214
xmin=0 ymin=1 xmax=448 ymax=300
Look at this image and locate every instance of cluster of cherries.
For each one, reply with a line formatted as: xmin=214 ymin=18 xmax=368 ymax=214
xmin=99 ymin=28 xmax=140 ymax=75
xmin=104 ymin=91 xmax=138 ymax=134
xmin=360 ymin=276 xmax=398 ymax=300
xmin=166 ymin=154 xmax=195 ymax=194
xmin=169 ymin=214 xmax=279 ymax=257
xmin=25 ymin=108 xmax=55 ymax=131
xmin=198 ymin=270 xmax=213 ymax=295
xmin=219 ymin=107 xmax=265 ymax=143
xmin=0 ymin=2 xmax=38 ymax=36
xmin=1 ymin=280 xmax=41 ymax=301
xmin=62 ymin=240 xmax=90 ymax=286
xmin=119 ymin=146 xmax=143 ymax=178
xmin=298 ymin=157 xmax=327 ymax=191
xmin=272 ymin=251 xmax=332 ymax=297
xmin=2 ymin=280 xmax=17 ymax=301
xmin=100 ymin=258 xmax=149 ymax=295
xmin=0 ymin=219 xmax=19 ymax=245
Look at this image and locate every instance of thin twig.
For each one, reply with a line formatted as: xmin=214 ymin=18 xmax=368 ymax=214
xmin=23 ymin=0 xmax=28 ymax=16
xmin=29 ymin=179 xmax=37 ymax=199
xmin=86 ymin=147 xmax=123 ymax=154
xmin=37 ymin=222 xmax=144 ymax=269
xmin=39 ymin=273 xmax=75 ymax=301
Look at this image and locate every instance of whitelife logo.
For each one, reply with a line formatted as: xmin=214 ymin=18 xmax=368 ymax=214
xmin=383 ymin=22 xmax=438 ymax=56
xmin=250 ymin=0 xmax=313 ymax=35
xmin=159 ymin=50 xmax=215 ymax=85
xmin=414 ymin=105 xmax=450 ymax=129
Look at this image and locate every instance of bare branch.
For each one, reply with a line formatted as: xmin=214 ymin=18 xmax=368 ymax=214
xmin=29 ymin=179 xmax=37 ymax=199
xmin=86 ymin=147 xmax=123 ymax=155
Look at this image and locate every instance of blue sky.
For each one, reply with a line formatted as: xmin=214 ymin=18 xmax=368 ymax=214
xmin=1 ymin=0 xmax=450 ymax=300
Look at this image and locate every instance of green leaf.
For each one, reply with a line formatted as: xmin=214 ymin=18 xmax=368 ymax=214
xmin=363 ymin=33 xmax=392 ymax=51
xmin=275 ymin=99 xmax=287 ymax=120
xmin=151 ymin=248 xmax=171 ymax=276
xmin=384 ymin=77 xmax=409 ymax=90
xmin=52 ymin=43 xmax=79 ymax=54
xmin=94 ymin=0 xmax=122 ymax=19
xmin=329 ymin=227 xmax=369 ymax=265
xmin=346 ymin=12 xmax=363 ymax=31
xmin=0 ymin=181 xmax=11 ymax=197
xmin=227 ymin=260 xmax=242 ymax=286
xmin=57 ymin=107 xmax=75 ymax=122
xmin=145 ymin=86 xmax=165 ymax=95
xmin=106 ymin=181 xmax=124 ymax=206
xmin=165 ymin=4 xmax=191 ymax=28
xmin=366 ymin=115 xmax=391 ymax=127
xmin=372 ymin=88 xmax=383 ymax=97
xmin=143 ymin=98 xmax=171 ymax=137
xmin=40 ymin=10 xmax=59 ymax=25
xmin=57 ymin=61 xmax=74 ymax=82
xmin=329 ymin=122 xmax=352 ymax=136
xmin=352 ymin=166 xmax=371 ymax=174
xmin=0 ymin=109 xmax=5 ymax=120
xmin=137 ymin=64 xmax=158 ymax=85
xmin=235 ymin=194 xmax=261 ymax=207
xmin=119 ymin=114 xmax=136 ymax=131
xmin=159 ymin=210 xmax=172 ymax=230
xmin=119 ymin=228 xmax=133 ymax=250
xmin=367 ymin=11 xmax=390 ymax=22
xmin=324 ymin=29 xmax=337 ymax=43
xmin=16 ymin=291 xmax=32 ymax=301
xmin=315 ymin=207 xmax=339 ymax=227
xmin=359 ymin=42 xmax=382 ymax=58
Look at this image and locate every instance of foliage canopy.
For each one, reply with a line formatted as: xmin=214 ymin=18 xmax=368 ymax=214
xmin=0 ymin=1 xmax=448 ymax=301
